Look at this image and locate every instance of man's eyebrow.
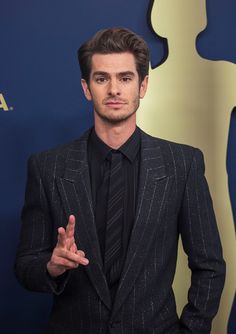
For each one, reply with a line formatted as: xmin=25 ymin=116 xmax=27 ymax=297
xmin=92 ymin=71 xmax=135 ymax=77
xmin=92 ymin=71 xmax=109 ymax=77
xmin=118 ymin=71 xmax=135 ymax=76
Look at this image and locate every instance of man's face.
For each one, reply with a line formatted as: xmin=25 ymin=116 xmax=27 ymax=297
xmin=81 ymin=52 xmax=148 ymax=125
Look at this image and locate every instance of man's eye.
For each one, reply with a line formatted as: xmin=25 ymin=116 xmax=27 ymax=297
xmin=95 ymin=77 xmax=107 ymax=83
xmin=121 ymin=77 xmax=132 ymax=82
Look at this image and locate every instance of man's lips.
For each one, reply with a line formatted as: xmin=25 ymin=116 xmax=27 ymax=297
xmin=104 ymin=100 xmax=127 ymax=106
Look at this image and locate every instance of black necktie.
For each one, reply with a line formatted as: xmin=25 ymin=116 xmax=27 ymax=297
xmin=104 ymin=150 xmax=124 ymax=286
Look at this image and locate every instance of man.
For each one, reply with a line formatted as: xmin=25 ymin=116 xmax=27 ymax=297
xmin=15 ymin=28 xmax=225 ymax=333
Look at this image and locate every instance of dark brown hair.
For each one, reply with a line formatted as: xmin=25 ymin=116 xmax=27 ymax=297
xmin=78 ymin=27 xmax=149 ymax=83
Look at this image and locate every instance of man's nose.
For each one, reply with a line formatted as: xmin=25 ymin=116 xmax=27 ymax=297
xmin=108 ymin=79 xmax=121 ymax=96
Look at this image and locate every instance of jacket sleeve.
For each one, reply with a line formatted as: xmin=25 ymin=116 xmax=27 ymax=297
xmin=178 ymin=148 xmax=226 ymax=333
xmin=14 ymin=154 xmax=69 ymax=295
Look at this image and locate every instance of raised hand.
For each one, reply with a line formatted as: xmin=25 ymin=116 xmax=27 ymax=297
xmin=47 ymin=215 xmax=89 ymax=278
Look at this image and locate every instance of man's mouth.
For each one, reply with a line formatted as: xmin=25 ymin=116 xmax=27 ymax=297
xmin=104 ymin=100 xmax=127 ymax=106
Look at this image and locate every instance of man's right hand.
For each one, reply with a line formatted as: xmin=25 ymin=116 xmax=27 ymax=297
xmin=47 ymin=215 xmax=89 ymax=278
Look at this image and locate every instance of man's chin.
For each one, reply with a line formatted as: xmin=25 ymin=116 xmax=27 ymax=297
xmin=95 ymin=110 xmax=136 ymax=125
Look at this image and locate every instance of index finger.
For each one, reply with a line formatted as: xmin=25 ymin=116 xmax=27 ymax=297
xmin=57 ymin=227 xmax=66 ymax=248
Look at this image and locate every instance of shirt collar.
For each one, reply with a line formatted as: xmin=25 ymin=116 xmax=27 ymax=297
xmin=119 ymin=127 xmax=140 ymax=162
xmin=89 ymin=126 xmax=140 ymax=163
xmin=89 ymin=128 xmax=111 ymax=163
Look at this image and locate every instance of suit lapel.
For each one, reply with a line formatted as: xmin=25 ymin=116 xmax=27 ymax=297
xmin=111 ymin=131 xmax=171 ymax=318
xmin=56 ymin=130 xmax=111 ymax=310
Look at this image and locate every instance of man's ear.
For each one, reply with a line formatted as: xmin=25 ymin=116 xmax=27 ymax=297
xmin=139 ymin=75 xmax=149 ymax=99
xmin=81 ymin=79 xmax=92 ymax=101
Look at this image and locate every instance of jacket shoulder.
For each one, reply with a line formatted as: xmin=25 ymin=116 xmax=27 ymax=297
xmin=140 ymin=129 xmax=204 ymax=172
xmin=30 ymin=129 xmax=90 ymax=161
xmin=140 ymin=128 xmax=201 ymax=154
xmin=27 ymin=129 xmax=91 ymax=176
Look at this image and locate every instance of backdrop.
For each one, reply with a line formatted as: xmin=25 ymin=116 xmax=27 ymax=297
xmin=1 ymin=0 xmax=235 ymax=333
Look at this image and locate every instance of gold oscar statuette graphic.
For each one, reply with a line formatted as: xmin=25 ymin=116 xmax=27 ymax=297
xmin=138 ymin=1 xmax=236 ymax=333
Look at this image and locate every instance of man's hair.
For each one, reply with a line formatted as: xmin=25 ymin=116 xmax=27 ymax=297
xmin=78 ymin=27 xmax=150 ymax=83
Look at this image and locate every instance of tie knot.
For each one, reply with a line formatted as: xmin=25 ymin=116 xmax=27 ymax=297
xmin=107 ymin=150 xmax=122 ymax=164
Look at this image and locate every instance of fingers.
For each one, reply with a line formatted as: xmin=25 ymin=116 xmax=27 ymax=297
xmin=48 ymin=214 xmax=89 ymax=278
xmin=57 ymin=227 xmax=66 ymax=248
xmin=64 ymin=249 xmax=88 ymax=265
xmin=77 ymin=250 xmax=85 ymax=257
xmin=56 ymin=215 xmax=76 ymax=249
xmin=70 ymin=243 xmax=77 ymax=253
xmin=52 ymin=252 xmax=89 ymax=267
xmin=47 ymin=247 xmax=89 ymax=278
xmin=66 ymin=215 xmax=76 ymax=239
xmin=52 ymin=248 xmax=89 ymax=268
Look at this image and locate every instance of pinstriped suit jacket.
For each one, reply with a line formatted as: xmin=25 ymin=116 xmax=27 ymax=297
xmin=15 ymin=128 xmax=225 ymax=334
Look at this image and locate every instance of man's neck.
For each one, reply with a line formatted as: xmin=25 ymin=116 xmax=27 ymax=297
xmin=94 ymin=117 xmax=136 ymax=150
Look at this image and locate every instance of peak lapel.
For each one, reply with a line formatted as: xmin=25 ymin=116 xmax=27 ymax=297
xmin=111 ymin=132 xmax=171 ymax=318
xmin=56 ymin=131 xmax=111 ymax=310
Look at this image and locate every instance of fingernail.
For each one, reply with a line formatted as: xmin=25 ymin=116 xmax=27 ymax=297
xmin=83 ymin=259 xmax=89 ymax=265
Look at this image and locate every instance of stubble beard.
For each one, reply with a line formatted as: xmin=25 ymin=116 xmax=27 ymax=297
xmin=94 ymin=98 xmax=140 ymax=125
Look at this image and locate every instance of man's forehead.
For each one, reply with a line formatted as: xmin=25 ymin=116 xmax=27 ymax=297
xmin=90 ymin=52 xmax=137 ymax=72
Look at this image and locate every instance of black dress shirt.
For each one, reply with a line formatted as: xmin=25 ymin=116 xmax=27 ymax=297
xmin=88 ymin=127 xmax=140 ymax=289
